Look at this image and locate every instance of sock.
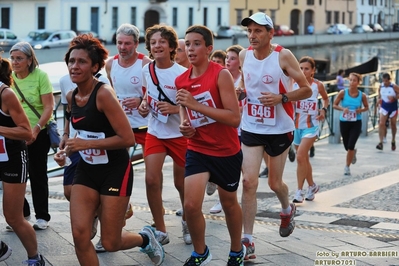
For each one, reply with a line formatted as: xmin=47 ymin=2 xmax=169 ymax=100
xmin=28 ymin=253 xmax=40 ymax=260
xmin=281 ymin=205 xmax=291 ymax=215
xmin=193 ymin=246 xmax=208 ymax=257
xmin=243 ymin=234 xmax=252 ymax=243
xmin=229 ymin=247 xmax=243 ymax=256
xmin=139 ymin=232 xmax=149 ymax=248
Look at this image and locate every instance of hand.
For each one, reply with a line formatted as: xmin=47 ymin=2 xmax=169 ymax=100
xmin=138 ymin=101 xmax=150 ymax=118
xmin=157 ymin=101 xmax=176 ymax=115
xmin=176 ymin=89 xmax=197 ymax=109
xmin=316 ymin=110 xmax=325 ymax=121
xmin=122 ymin=97 xmax=141 ymax=109
xmin=258 ymin=92 xmax=281 ymax=107
xmin=179 ymin=119 xmax=196 ymax=138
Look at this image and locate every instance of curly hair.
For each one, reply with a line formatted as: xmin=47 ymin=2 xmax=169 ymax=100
xmin=0 ymin=58 xmax=13 ymax=86
xmin=145 ymin=24 xmax=178 ymax=61
xmin=64 ymin=34 xmax=108 ymax=74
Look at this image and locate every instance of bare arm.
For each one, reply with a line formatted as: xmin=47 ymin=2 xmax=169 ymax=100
xmin=0 ymin=88 xmax=32 ymax=140
xmin=105 ymin=58 xmax=113 ymax=87
xmin=359 ymin=93 xmax=369 ymax=113
xmin=316 ymin=80 xmax=329 ymax=120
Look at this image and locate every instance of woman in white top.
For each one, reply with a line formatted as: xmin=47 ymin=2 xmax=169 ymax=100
xmin=292 ymin=56 xmax=329 ymax=203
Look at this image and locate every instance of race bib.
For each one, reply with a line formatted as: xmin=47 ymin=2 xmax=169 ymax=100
xmin=187 ymin=91 xmax=216 ymax=128
xmin=77 ymin=130 xmax=108 ymax=164
xmin=296 ymin=99 xmax=317 ymax=115
xmin=117 ymin=96 xmax=135 ymax=115
xmin=148 ymin=93 xmax=169 ymax=123
xmin=343 ymin=110 xmax=357 ymax=121
xmin=246 ymin=100 xmax=276 ymax=125
xmin=0 ymin=136 xmax=9 ymax=162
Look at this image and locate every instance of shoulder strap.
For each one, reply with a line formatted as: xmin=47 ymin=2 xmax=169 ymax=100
xmin=13 ymin=81 xmax=41 ymax=119
xmin=148 ymin=62 xmax=176 ymax=105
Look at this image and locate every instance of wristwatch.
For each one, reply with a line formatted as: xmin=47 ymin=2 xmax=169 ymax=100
xmin=280 ymin=93 xmax=289 ymax=103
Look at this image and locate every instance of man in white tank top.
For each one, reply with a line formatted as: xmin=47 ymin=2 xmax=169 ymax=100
xmin=105 ymin=23 xmax=152 ymax=161
xmin=238 ymin=12 xmax=312 ymax=260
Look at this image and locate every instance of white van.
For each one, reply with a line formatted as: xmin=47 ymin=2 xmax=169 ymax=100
xmin=28 ymin=30 xmax=77 ymax=49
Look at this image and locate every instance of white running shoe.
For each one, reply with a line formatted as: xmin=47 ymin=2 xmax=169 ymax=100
xmin=210 ymin=201 xmax=222 ymax=214
xmin=351 ymin=149 xmax=357 ymax=165
xmin=344 ymin=166 xmax=351 ymax=176
xmin=181 ymin=220 xmax=192 ymax=245
xmin=293 ymin=189 xmax=303 ymax=203
xmin=305 ymin=184 xmax=320 ymax=201
xmin=33 ymin=219 xmax=49 ymax=230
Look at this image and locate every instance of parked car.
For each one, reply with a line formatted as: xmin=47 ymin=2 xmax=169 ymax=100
xmin=352 ymin=24 xmax=373 ymax=34
xmin=0 ymin=28 xmax=20 ymax=51
xmin=326 ymin=24 xmax=352 ymax=34
xmin=76 ymin=30 xmax=106 ymax=44
xmin=369 ymin=23 xmax=384 ymax=32
xmin=214 ymin=25 xmax=247 ymax=39
xmin=273 ymin=25 xmax=294 ymax=36
xmin=28 ymin=30 xmax=77 ymax=49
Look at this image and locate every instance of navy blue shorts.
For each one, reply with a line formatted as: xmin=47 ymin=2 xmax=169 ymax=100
xmin=185 ymin=149 xmax=242 ymax=192
xmin=63 ymin=152 xmax=80 ymax=186
xmin=241 ymin=130 xmax=293 ymax=157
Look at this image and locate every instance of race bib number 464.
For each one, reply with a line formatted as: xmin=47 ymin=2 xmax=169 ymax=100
xmin=246 ymin=102 xmax=276 ymax=125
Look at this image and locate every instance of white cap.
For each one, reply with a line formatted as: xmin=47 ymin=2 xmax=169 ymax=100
xmin=241 ymin=12 xmax=274 ymax=28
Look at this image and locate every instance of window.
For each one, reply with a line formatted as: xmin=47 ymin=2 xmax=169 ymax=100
xmin=203 ymin=7 xmax=207 ymax=26
xmin=217 ymin=8 xmax=221 ymax=26
xmin=369 ymin=13 xmax=372 ymax=23
xmin=131 ymin=7 xmax=137 ymax=26
xmin=307 ymin=0 xmax=314 ymax=4
xmin=236 ymin=9 xmax=243 ymax=25
xmin=294 ymin=0 xmax=298 ymax=5
xmin=349 ymin=12 xmax=353 ymax=24
xmin=112 ymin=7 xmax=118 ymax=29
xmin=360 ymin=13 xmax=364 ymax=24
xmin=334 ymin=11 xmax=339 ymax=23
xmin=1 ymin=7 xmax=10 ymax=29
xmin=326 ymin=11 xmax=331 ymax=24
xmin=70 ymin=7 xmax=77 ymax=31
xmin=270 ymin=10 xmax=276 ymax=23
xmin=249 ymin=9 xmax=253 ymax=16
xmin=38 ymin=7 xmax=45 ymax=29
xmin=172 ymin=8 xmax=177 ymax=27
xmin=188 ymin=8 xmax=193 ymax=26
xmin=342 ymin=12 xmax=345 ymax=24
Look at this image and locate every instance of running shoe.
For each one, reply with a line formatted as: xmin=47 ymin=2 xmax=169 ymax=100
xmin=344 ymin=166 xmax=351 ymax=176
xmin=288 ymin=146 xmax=296 ymax=162
xmin=376 ymin=142 xmax=383 ymax=150
xmin=392 ymin=141 xmax=396 ymax=151
xmin=351 ymin=148 xmax=357 ymax=164
xmin=241 ymin=238 xmax=256 ymax=260
xmin=309 ymin=145 xmax=315 ymax=158
xmin=206 ymin=182 xmax=217 ymax=196
xmin=175 ymin=208 xmax=183 ymax=216
xmin=181 ymin=220 xmax=192 ymax=245
xmin=209 ymin=201 xmax=222 ymax=214
xmin=383 ymin=137 xmax=387 ymax=143
xmin=0 ymin=241 xmax=12 ymax=262
xmin=94 ymin=238 xmax=106 ymax=253
xmin=305 ymin=184 xmax=320 ymax=201
xmin=227 ymin=245 xmax=246 ymax=266
xmin=33 ymin=219 xmax=49 ymax=230
xmin=183 ymin=246 xmax=212 ymax=266
xmin=279 ymin=203 xmax=296 ymax=237
xmin=154 ymin=229 xmax=170 ymax=245
xmin=23 ymin=254 xmax=45 ymax=265
xmin=293 ymin=189 xmax=303 ymax=203
xmin=140 ymin=226 xmax=165 ymax=266
xmin=258 ymin=167 xmax=268 ymax=178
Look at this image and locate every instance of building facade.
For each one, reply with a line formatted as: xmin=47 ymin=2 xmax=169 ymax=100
xmin=0 ymin=0 xmax=229 ymax=42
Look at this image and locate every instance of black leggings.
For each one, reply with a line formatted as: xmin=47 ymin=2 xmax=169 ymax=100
xmin=340 ymin=120 xmax=362 ymax=151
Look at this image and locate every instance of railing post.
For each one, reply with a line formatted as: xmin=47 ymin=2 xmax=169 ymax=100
xmin=362 ymin=75 xmax=370 ymax=95
xmin=329 ymin=94 xmax=341 ymax=144
xmin=396 ymin=69 xmax=399 ymax=85
xmin=361 ymin=107 xmax=369 ymax=137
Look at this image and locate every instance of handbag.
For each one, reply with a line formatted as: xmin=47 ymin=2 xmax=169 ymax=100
xmin=13 ymin=82 xmax=60 ymax=149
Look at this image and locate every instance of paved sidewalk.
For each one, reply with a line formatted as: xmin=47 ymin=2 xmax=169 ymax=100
xmin=0 ymin=130 xmax=399 ymax=265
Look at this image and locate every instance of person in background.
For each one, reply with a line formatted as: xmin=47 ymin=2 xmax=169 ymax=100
xmin=0 ymin=58 xmax=45 ymax=265
xmin=176 ymin=24 xmax=245 ymax=266
xmin=239 ymin=12 xmax=311 ymax=261
xmin=307 ymin=23 xmax=314 ymax=35
xmin=175 ymin=39 xmax=190 ymax=69
xmin=333 ymin=73 xmax=369 ymax=176
xmin=10 ymin=42 xmax=54 ymax=231
xmin=138 ymin=24 xmax=191 ymax=246
xmin=210 ymin=50 xmax=226 ymax=66
xmin=56 ymin=34 xmax=164 ymax=266
xmin=336 ymin=69 xmax=345 ymax=91
xmin=292 ymin=56 xmax=329 ymax=203
xmin=376 ymin=73 xmax=399 ymax=151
